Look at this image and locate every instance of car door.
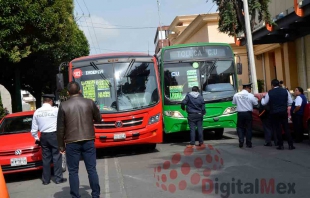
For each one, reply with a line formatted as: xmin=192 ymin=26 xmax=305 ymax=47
xmin=252 ymin=94 xmax=264 ymax=132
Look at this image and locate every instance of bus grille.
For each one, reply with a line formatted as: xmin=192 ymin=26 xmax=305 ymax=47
xmin=94 ymin=117 xmax=143 ymax=129
xmin=0 ymin=147 xmax=40 ymax=156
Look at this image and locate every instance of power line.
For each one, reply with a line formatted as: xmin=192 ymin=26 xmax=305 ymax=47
xmin=207 ymin=3 xmax=216 ymax=13
xmin=74 ymin=1 xmax=97 ymax=54
xmin=78 ymin=25 xmax=157 ymax=30
xmin=75 ymin=0 xmax=84 ymax=14
xmin=90 ymin=47 xmax=155 ymax=53
xmin=82 ymin=0 xmax=101 ymax=54
xmin=78 ymin=20 xmax=158 ymax=28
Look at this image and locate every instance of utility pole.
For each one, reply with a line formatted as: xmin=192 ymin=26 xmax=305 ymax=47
xmin=156 ymin=0 xmax=164 ymax=49
xmin=243 ymin=0 xmax=258 ymax=94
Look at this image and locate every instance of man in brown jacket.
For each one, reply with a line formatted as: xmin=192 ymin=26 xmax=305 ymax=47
xmin=57 ymin=81 xmax=101 ymax=198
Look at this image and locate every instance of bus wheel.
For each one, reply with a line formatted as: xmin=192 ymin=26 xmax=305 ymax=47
xmin=214 ymin=128 xmax=224 ymax=139
xmin=146 ymin=143 xmax=157 ymax=151
xmin=308 ymin=122 xmax=310 ymax=142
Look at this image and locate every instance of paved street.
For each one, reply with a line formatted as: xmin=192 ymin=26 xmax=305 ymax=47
xmin=5 ymin=129 xmax=310 ymax=198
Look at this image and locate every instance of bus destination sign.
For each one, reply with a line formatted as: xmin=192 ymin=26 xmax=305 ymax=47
xmin=163 ymin=46 xmax=233 ymax=61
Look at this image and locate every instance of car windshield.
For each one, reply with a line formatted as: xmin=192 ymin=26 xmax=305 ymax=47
xmin=0 ymin=115 xmax=33 ymax=135
xmin=163 ymin=60 xmax=236 ymax=103
xmin=72 ymin=61 xmax=160 ymax=113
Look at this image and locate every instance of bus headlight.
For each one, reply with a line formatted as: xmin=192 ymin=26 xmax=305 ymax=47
xmin=223 ymin=107 xmax=237 ymax=115
xmin=164 ymin=111 xmax=184 ymax=118
xmin=148 ymin=113 xmax=160 ymax=125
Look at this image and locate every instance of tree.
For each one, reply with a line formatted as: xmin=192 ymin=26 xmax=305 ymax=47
xmin=0 ymin=93 xmax=6 ymax=119
xmin=0 ymin=0 xmax=89 ymax=111
xmin=212 ymin=0 xmax=274 ymax=37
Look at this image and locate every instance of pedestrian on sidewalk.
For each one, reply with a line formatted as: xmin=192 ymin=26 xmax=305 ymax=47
xmin=291 ymin=87 xmax=307 ymax=143
xmin=181 ymin=86 xmax=206 ymax=148
xmin=232 ymin=83 xmax=258 ymax=148
xmin=261 ymin=79 xmax=295 ymax=150
xmin=57 ymin=82 xmax=102 ymax=198
xmin=31 ymin=94 xmax=66 ymax=185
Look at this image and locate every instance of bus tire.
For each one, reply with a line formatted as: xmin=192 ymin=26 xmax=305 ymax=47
xmin=214 ymin=128 xmax=224 ymax=139
xmin=308 ymin=122 xmax=310 ymax=143
xmin=147 ymin=143 xmax=157 ymax=150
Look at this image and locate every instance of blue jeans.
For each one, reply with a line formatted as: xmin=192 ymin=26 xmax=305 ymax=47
xmin=66 ymin=140 xmax=100 ymax=198
xmin=237 ymin=112 xmax=253 ymax=146
xmin=188 ymin=114 xmax=204 ymax=145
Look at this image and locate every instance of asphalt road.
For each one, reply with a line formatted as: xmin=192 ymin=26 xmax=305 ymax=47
xmin=5 ymin=129 xmax=310 ymax=198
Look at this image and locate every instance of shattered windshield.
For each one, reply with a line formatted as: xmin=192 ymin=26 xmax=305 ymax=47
xmin=72 ymin=61 xmax=160 ymax=113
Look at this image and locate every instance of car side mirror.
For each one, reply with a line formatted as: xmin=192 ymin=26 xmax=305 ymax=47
xmin=237 ymin=63 xmax=242 ymax=75
xmin=56 ymin=73 xmax=64 ymax=90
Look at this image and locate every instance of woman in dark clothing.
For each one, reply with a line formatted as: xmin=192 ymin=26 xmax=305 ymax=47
xmin=291 ymin=87 xmax=308 ymax=143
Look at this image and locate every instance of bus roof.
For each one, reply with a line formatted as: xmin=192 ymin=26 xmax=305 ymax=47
xmin=72 ymin=52 xmax=152 ymax=62
xmin=161 ymin=42 xmax=233 ymax=51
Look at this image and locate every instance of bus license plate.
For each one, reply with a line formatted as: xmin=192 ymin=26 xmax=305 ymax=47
xmin=114 ymin=133 xmax=126 ymax=140
xmin=11 ymin=157 xmax=27 ymax=166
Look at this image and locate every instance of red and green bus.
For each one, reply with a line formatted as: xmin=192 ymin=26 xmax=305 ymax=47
xmin=64 ymin=53 xmax=162 ymax=149
xmin=158 ymin=43 xmax=238 ymax=138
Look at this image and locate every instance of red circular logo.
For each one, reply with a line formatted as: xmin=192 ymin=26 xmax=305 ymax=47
xmin=73 ymin=69 xmax=82 ymax=79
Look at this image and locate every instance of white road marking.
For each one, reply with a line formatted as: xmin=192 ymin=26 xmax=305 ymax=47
xmin=114 ymin=157 xmax=128 ymax=198
xmin=104 ymin=158 xmax=110 ymax=198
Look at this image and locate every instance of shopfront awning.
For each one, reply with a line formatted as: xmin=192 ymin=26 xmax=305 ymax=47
xmin=239 ymin=0 xmax=310 ymax=45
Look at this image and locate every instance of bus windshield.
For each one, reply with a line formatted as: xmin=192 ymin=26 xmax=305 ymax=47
xmin=72 ymin=61 xmax=159 ymax=113
xmin=163 ymin=60 xmax=236 ymax=103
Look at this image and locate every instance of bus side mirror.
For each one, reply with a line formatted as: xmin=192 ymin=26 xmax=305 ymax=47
xmin=56 ymin=73 xmax=64 ymax=90
xmin=237 ymin=63 xmax=242 ymax=75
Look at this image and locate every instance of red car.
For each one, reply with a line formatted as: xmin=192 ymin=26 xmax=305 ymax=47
xmin=0 ymin=111 xmax=43 ymax=174
xmin=252 ymin=92 xmax=310 ymax=140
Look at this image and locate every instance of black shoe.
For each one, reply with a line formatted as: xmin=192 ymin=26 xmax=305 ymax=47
xmin=289 ymin=145 xmax=296 ymax=150
xmin=246 ymin=145 xmax=252 ymax=148
xmin=55 ymin=178 xmax=67 ymax=184
xmin=42 ymin=182 xmax=50 ymax=185
xmin=276 ymin=146 xmax=284 ymax=150
xmin=264 ymin=143 xmax=272 ymax=147
xmin=239 ymin=143 xmax=244 ymax=148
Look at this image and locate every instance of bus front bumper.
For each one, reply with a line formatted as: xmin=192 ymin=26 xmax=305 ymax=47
xmin=94 ymin=121 xmax=163 ymax=148
xmin=164 ymin=113 xmax=237 ymax=133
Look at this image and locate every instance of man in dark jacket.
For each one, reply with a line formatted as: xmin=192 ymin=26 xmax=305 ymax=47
xmin=181 ymin=86 xmax=206 ymax=148
xmin=57 ymin=81 xmax=101 ymax=198
xmin=261 ymin=79 xmax=295 ymax=150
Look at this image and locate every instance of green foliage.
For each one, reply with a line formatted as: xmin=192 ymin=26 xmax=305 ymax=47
xmin=257 ymin=79 xmax=264 ymax=93
xmin=212 ymin=0 xmax=274 ymax=37
xmin=0 ymin=94 xmax=6 ymax=119
xmin=0 ymin=0 xmax=89 ymax=110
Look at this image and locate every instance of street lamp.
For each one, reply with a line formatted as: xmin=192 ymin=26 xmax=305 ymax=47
xmin=243 ymin=0 xmax=258 ymax=94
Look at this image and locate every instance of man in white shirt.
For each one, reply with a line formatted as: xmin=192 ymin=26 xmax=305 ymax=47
xmin=31 ymin=94 xmax=66 ymax=185
xmin=232 ymin=83 xmax=258 ymax=148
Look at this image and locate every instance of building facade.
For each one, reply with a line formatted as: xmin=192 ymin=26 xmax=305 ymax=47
xmin=165 ymin=13 xmax=255 ymax=91
xmin=236 ymin=0 xmax=310 ymax=96
xmin=154 ymin=26 xmax=171 ymax=54
xmin=160 ymin=0 xmax=310 ymax=95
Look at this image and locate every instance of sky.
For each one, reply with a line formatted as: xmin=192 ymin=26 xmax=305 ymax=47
xmin=74 ymin=0 xmax=218 ymax=55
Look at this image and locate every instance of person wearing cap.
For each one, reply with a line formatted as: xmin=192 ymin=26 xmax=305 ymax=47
xmin=261 ymin=79 xmax=295 ymax=150
xmin=232 ymin=83 xmax=258 ymax=148
xmin=31 ymin=94 xmax=66 ymax=185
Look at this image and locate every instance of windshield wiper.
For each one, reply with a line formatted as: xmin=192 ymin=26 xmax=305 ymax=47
xmin=90 ymin=61 xmax=112 ymax=87
xmin=123 ymin=59 xmax=135 ymax=78
xmin=202 ymin=60 xmax=218 ymax=90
